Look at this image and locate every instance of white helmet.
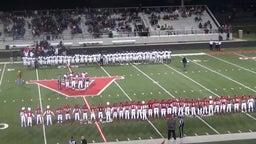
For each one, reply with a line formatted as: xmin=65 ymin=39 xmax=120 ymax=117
xmin=22 ymin=107 xmax=25 ymax=110
xmin=209 ymin=96 xmax=212 ymax=99
xmin=47 ymin=105 xmax=50 ymax=109
xmin=142 ymin=101 xmax=145 ymax=104
xmin=28 ymin=107 xmax=31 ymax=111
xmin=106 ymin=102 xmax=110 ymax=105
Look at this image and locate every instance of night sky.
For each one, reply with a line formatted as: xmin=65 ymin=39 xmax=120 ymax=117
xmin=0 ymin=0 xmax=255 ymax=11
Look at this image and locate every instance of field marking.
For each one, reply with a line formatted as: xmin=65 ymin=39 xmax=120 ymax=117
xmin=35 ymin=69 xmax=47 ymax=144
xmin=190 ymin=59 xmax=256 ymax=93
xmin=132 ymin=64 xmax=220 ymax=134
xmin=100 ymin=66 xmax=164 ymax=138
xmin=207 ymin=54 xmax=256 ymax=75
xmin=0 ymin=63 xmax=6 ymax=86
xmin=82 ymin=96 xmax=107 ymax=142
xmin=236 ymin=53 xmax=256 ymax=62
xmin=164 ymin=63 xmax=218 ymax=96
xmin=100 ymin=66 xmax=132 ymax=101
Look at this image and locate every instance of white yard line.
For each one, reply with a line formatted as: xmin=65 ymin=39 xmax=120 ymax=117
xmin=100 ymin=66 xmax=164 ymax=138
xmin=131 ymin=64 xmax=220 ymax=134
xmin=36 ymin=69 xmax=47 ymax=144
xmin=207 ymin=54 xmax=256 ymax=74
xmin=100 ymin=66 xmax=132 ymax=101
xmin=0 ymin=63 xmax=6 ymax=86
xmin=190 ymin=59 xmax=256 ymax=93
xmin=236 ymin=53 xmax=256 ymax=62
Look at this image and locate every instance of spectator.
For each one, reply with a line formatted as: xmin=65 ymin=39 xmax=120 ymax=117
xmin=179 ymin=116 xmax=184 ymax=138
xmin=68 ymin=136 xmax=76 ymax=144
xmin=81 ymin=136 xmax=87 ymax=144
xmin=167 ymin=116 xmax=176 ymax=141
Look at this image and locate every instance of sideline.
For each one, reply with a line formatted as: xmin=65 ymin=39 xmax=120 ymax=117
xmin=93 ymin=132 xmax=256 ymax=144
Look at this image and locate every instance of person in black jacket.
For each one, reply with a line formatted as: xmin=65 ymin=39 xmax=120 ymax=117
xmin=182 ymin=57 xmax=187 ymax=71
xmin=179 ymin=116 xmax=184 ymax=138
xmin=81 ymin=136 xmax=87 ymax=144
xmin=167 ymin=116 xmax=176 ymax=141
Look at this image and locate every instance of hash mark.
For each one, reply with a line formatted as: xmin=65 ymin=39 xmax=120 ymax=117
xmin=227 ymin=131 xmax=231 ymax=134
xmin=215 ymin=88 xmax=218 ymax=91
xmin=137 ymin=74 xmax=140 ymax=76
xmin=117 ymin=94 xmax=119 ymax=97
xmin=138 ymin=137 xmax=141 ymax=140
xmin=150 ymin=92 xmax=153 ymax=95
xmin=150 ymin=136 xmax=153 ymax=139
xmin=194 ymin=133 xmax=198 ymax=136
xmin=249 ymin=130 xmax=253 ymax=132
xmin=158 ymin=73 xmax=160 ymax=75
xmin=92 ymin=140 xmax=95 ymax=143
xmin=127 ymin=138 xmax=130 ymax=141
xmin=192 ymin=71 xmax=194 ymax=73
xmin=198 ymin=71 xmax=201 ymax=73
xmin=30 ymin=99 xmax=33 ymax=101
xmin=142 ymin=93 xmax=144 ymax=95
xmin=231 ymin=88 xmax=234 ymax=90
xmin=238 ymin=130 xmax=242 ymax=133
xmin=3 ymin=100 xmax=6 ymax=103
xmin=199 ymin=89 xmax=202 ymax=92
xmin=57 ymin=97 xmax=59 ymax=100
xmin=205 ymin=70 xmax=208 ymax=72
xmin=133 ymin=93 xmax=136 ymax=96
xmin=48 ymin=98 xmax=51 ymax=100
xmin=22 ymin=99 xmax=24 ymax=102
xmin=223 ymin=88 xmax=226 ymax=91
xmin=231 ymin=69 xmax=234 ymax=71
xmin=206 ymin=132 xmax=209 ymax=135
xmin=175 ymin=91 xmax=178 ymax=93
xmin=191 ymin=90 xmax=194 ymax=92
xmin=13 ymin=100 xmax=15 ymax=102
xmin=225 ymin=69 xmax=228 ymax=71
xmin=164 ymin=72 xmax=167 ymax=75
xmin=183 ymin=90 xmax=186 ymax=93
xmin=239 ymin=87 xmax=242 ymax=89
xmin=116 ymin=139 xmax=119 ymax=142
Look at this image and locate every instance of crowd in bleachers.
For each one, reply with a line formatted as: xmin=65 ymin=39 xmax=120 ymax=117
xmin=0 ymin=5 xmax=224 ymax=40
xmin=0 ymin=13 xmax=26 ymax=39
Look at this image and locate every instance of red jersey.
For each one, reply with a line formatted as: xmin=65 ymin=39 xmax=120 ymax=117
xmin=17 ymin=72 xmax=22 ymax=79
xmin=147 ymin=100 xmax=153 ymax=109
xmin=35 ymin=108 xmax=42 ymax=115
xmin=82 ymin=105 xmax=88 ymax=113
xmin=45 ymin=108 xmax=53 ymax=115
xmin=73 ymin=105 xmax=80 ymax=113
xmin=56 ymin=107 xmax=63 ymax=115
xmin=90 ymin=105 xmax=96 ymax=113
xmin=234 ymin=96 xmax=240 ymax=104
xmin=27 ymin=111 xmax=34 ymax=118
xmin=221 ymin=97 xmax=226 ymax=105
xmin=64 ymin=105 xmax=71 ymax=114
xmin=98 ymin=105 xmax=104 ymax=112
xmin=191 ymin=99 xmax=196 ymax=107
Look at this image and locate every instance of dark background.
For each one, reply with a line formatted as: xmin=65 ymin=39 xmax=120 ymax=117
xmin=0 ymin=0 xmax=255 ymax=12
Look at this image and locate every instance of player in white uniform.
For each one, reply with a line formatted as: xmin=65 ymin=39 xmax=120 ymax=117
xmin=20 ymin=107 xmax=27 ymax=127
xmin=208 ymin=96 xmax=214 ymax=116
xmin=43 ymin=105 xmax=55 ymax=126
xmin=105 ymin=102 xmax=112 ymax=123
xmin=248 ymin=95 xmax=255 ymax=112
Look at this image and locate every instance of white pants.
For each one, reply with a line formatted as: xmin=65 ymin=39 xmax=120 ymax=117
xmin=172 ymin=107 xmax=177 ymax=115
xmin=208 ymin=105 xmax=214 ymax=115
xmin=161 ymin=108 xmax=166 ymax=117
xmin=36 ymin=115 xmax=42 ymax=125
xmin=78 ymin=81 xmax=83 ymax=89
xmin=220 ymin=104 xmax=226 ymax=112
xmin=131 ymin=109 xmax=136 ymax=119
xmin=82 ymin=113 xmax=88 ymax=121
xmin=91 ymin=112 xmax=96 ymax=121
xmin=184 ymin=107 xmax=190 ymax=116
xmin=65 ymin=114 xmax=71 ymax=120
xmin=57 ymin=115 xmax=63 ymax=123
xmin=241 ymin=103 xmax=247 ymax=112
xmin=119 ymin=110 xmax=124 ymax=119
xmin=167 ymin=107 xmax=172 ymax=115
xmin=153 ymin=108 xmax=159 ymax=117
xmin=226 ymin=104 xmax=232 ymax=113
xmin=137 ymin=109 xmax=142 ymax=119
xmin=65 ymin=81 xmax=69 ymax=87
xmin=214 ymin=105 xmax=220 ymax=113
xmin=148 ymin=109 xmax=153 ymax=117
xmin=98 ymin=112 xmax=103 ymax=120
xmin=71 ymin=81 xmax=76 ymax=88
xmin=20 ymin=116 xmax=26 ymax=127
xmin=203 ymin=106 xmax=208 ymax=115
xmin=27 ymin=117 xmax=33 ymax=127
xmin=178 ymin=107 xmax=184 ymax=116
xmin=125 ymin=110 xmax=130 ymax=119
xmin=197 ymin=107 xmax=202 ymax=116
xmin=234 ymin=103 xmax=239 ymax=111
xmin=142 ymin=109 xmax=147 ymax=120
xmin=46 ymin=115 xmax=52 ymax=125
xmin=113 ymin=111 xmax=118 ymax=119
xmin=191 ymin=107 xmax=196 ymax=116
xmin=106 ymin=111 xmax=111 ymax=122
xmin=248 ymin=102 xmax=254 ymax=112
xmin=74 ymin=113 xmax=80 ymax=121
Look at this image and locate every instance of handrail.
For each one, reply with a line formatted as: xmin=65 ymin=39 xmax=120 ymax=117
xmin=205 ymin=5 xmax=221 ymax=28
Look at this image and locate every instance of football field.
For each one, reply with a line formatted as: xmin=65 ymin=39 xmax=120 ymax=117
xmin=0 ymin=47 xmax=256 ymax=144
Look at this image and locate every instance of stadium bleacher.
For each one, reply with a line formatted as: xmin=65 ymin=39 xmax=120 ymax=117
xmin=0 ymin=5 xmax=230 ymax=49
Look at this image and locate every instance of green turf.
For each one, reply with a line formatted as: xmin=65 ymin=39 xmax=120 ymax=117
xmin=0 ymin=48 xmax=256 ymax=144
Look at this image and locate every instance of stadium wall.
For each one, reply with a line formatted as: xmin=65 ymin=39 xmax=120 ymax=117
xmin=0 ymin=41 xmax=255 ymax=59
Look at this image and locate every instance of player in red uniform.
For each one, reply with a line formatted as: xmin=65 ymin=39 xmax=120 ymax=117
xmin=27 ymin=107 xmax=34 ymax=127
xmin=81 ymin=104 xmax=88 ymax=124
xmin=220 ymin=95 xmax=227 ymax=113
xmin=178 ymin=98 xmax=184 ymax=117
xmin=130 ymin=101 xmax=136 ymax=119
xmin=73 ymin=104 xmax=81 ymax=122
xmin=56 ymin=106 xmax=63 ymax=124
xmin=35 ymin=106 xmax=43 ymax=125
xmin=153 ymin=99 xmax=160 ymax=118
xmin=147 ymin=100 xmax=153 ymax=118
xmin=112 ymin=103 xmax=118 ymax=120
xmin=233 ymin=95 xmax=240 ymax=112
xmin=226 ymin=95 xmax=232 ymax=113
xmin=241 ymin=95 xmax=247 ymax=112
xmin=172 ymin=98 xmax=178 ymax=116
xmin=90 ymin=104 xmax=96 ymax=122
xmin=184 ymin=98 xmax=190 ymax=116
xmin=136 ymin=101 xmax=142 ymax=119
xmin=141 ymin=101 xmax=148 ymax=120
xmin=64 ymin=104 xmax=71 ymax=122
xmin=208 ymin=96 xmax=214 ymax=116
xmin=124 ymin=101 xmax=130 ymax=120
xmin=166 ymin=99 xmax=172 ymax=116
xmin=97 ymin=103 xmax=104 ymax=122
xmin=214 ymin=97 xmax=220 ymax=114
xmin=202 ymin=97 xmax=209 ymax=115
xmin=197 ymin=98 xmax=203 ymax=116
xmin=118 ymin=102 xmax=124 ymax=119
xmin=191 ymin=99 xmax=196 ymax=116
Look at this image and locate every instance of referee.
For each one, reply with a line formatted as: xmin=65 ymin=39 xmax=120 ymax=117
xmin=57 ymin=74 xmax=62 ymax=90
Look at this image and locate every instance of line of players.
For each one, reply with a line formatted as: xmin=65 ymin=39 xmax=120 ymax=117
xmin=19 ymin=94 xmax=255 ymax=127
xmin=62 ymin=72 xmax=90 ymax=90
xmin=22 ymin=51 xmax=172 ymax=67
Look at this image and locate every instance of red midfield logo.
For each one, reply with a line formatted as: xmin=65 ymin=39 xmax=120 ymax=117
xmin=30 ymin=76 xmax=124 ymax=97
